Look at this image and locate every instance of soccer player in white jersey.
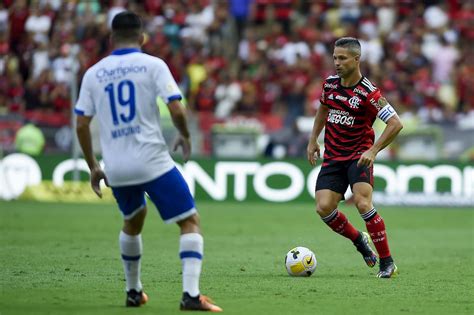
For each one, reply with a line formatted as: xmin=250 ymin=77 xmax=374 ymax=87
xmin=75 ymin=11 xmax=222 ymax=312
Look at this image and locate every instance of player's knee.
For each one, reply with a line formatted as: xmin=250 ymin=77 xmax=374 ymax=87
xmin=177 ymin=213 xmax=200 ymax=233
xmin=316 ymin=201 xmax=336 ymax=217
xmin=123 ymin=207 xmax=147 ymax=235
xmin=354 ymin=196 xmax=371 ymax=212
xmin=123 ymin=221 xmax=142 ymax=235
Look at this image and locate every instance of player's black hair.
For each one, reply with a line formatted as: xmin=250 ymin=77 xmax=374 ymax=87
xmin=111 ymin=11 xmax=143 ymax=43
xmin=335 ymin=37 xmax=361 ymax=56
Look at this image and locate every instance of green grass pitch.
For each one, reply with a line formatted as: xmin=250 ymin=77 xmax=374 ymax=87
xmin=1 ymin=200 xmax=473 ymax=315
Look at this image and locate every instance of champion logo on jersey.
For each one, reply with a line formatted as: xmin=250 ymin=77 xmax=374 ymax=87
xmin=328 ymin=94 xmax=334 ymax=100
xmin=348 ymin=96 xmax=361 ymax=109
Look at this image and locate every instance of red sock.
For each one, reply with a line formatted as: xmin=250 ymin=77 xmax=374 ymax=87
xmin=365 ymin=212 xmax=391 ymax=259
xmin=322 ymin=209 xmax=359 ymax=242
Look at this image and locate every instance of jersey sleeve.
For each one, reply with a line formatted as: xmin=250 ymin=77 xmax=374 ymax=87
xmin=153 ymin=59 xmax=183 ymax=104
xmin=74 ymin=71 xmax=96 ymax=116
xmin=367 ymin=89 xmax=397 ymax=123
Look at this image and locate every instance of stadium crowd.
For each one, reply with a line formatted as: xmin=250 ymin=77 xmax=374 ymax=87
xmin=0 ymin=0 xmax=472 ymax=154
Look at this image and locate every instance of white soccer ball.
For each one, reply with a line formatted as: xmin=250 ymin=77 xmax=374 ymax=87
xmin=285 ymin=246 xmax=317 ymax=277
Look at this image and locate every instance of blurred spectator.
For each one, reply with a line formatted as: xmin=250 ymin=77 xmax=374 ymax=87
xmin=25 ymin=3 xmax=52 ymax=44
xmin=431 ymin=37 xmax=459 ymax=84
xmin=8 ymin=0 xmax=29 ymax=54
xmin=0 ymin=3 xmax=8 ymax=32
xmin=6 ymin=71 xmax=25 ymax=114
xmin=107 ymin=0 xmax=126 ymax=28
xmin=252 ymin=0 xmax=294 ymax=34
xmin=50 ymin=83 xmax=70 ymax=114
xmin=25 ymin=69 xmax=55 ymax=111
xmin=76 ymin=0 xmax=101 ymax=16
xmin=376 ymin=3 xmax=396 ymax=36
xmin=31 ymin=40 xmax=49 ymax=79
xmin=235 ymin=73 xmax=258 ymax=115
xmin=276 ymin=31 xmax=310 ymax=66
xmin=51 ymin=43 xmax=78 ymax=85
xmin=456 ymin=60 xmax=474 ymax=114
xmin=214 ymin=72 xmax=242 ymax=118
xmin=187 ymin=53 xmax=208 ymax=109
xmin=194 ymin=79 xmax=216 ymax=112
xmin=359 ymin=33 xmax=384 ymax=68
xmin=180 ymin=2 xmax=214 ymax=44
xmin=424 ymin=4 xmax=449 ymax=30
xmin=208 ymin=1 xmax=233 ymax=57
xmin=340 ymin=0 xmax=361 ymax=25
xmin=229 ymin=0 xmax=251 ymax=44
xmin=0 ymin=93 xmax=7 ymax=115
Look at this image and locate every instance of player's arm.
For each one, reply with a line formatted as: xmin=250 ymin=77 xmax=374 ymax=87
xmin=358 ymin=98 xmax=403 ymax=167
xmin=307 ymin=104 xmax=329 ymax=166
xmin=167 ymin=99 xmax=191 ymax=162
xmin=76 ymin=115 xmax=108 ymax=197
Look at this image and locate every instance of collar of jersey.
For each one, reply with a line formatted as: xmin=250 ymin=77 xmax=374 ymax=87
xmin=339 ymin=76 xmax=364 ymax=89
xmin=111 ymin=48 xmax=142 ymax=55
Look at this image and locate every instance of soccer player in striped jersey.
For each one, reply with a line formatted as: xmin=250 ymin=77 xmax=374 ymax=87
xmin=75 ymin=11 xmax=222 ymax=311
xmin=306 ymin=37 xmax=403 ymax=278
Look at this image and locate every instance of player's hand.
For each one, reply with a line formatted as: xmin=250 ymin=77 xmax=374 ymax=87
xmin=173 ymin=135 xmax=191 ymax=163
xmin=90 ymin=166 xmax=108 ymax=198
xmin=307 ymin=141 xmax=320 ymax=166
xmin=357 ymin=149 xmax=377 ymax=168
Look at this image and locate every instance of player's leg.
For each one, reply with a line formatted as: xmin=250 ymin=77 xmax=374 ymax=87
xmin=122 ymin=204 xmax=147 ymax=235
xmin=316 ymin=189 xmax=361 ymax=241
xmin=112 ymin=185 xmax=148 ymax=306
xmin=343 ymin=181 xmax=377 ymax=268
xmin=315 ymin=162 xmax=360 ymax=242
xmin=177 ymin=214 xmax=202 ymax=299
xmin=316 ymin=189 xmax=374 ymax=266
xmin=349 ymin=161 xmax=397 ymax=278
xmin=176 ymin=214 xmax=221 ymax=312
xmin=316 ymin=161 xmax=377 ymax=268
xmin=143 ymin=167 xmax=222 ymax=312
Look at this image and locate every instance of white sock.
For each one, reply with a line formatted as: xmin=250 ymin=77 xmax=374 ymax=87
xmin=179 ymin=233 xmax=203 ymax=297
xmin=119 ymin=231 xmax=143 ymax=292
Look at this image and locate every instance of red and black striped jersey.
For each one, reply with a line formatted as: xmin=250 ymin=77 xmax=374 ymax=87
xmin=319 ymin=75 xmax=385 ymax=162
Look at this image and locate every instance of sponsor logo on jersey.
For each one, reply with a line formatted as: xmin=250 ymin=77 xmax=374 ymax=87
xmin=348 ymin=96 xmax=361 ymax=109
xmin=96 ymin=65 xmax=147 ymax=81
xmin=327 ymin=109 xmax=355 ymax=126
xmin=336 ymin=95 xmax=347 ymax=101
xmin=324 ymin=82 xmax=338 ymax=89
xmin=353 ymin=87 xmax=368 ymax=97
xmin=370 ymin=97 xmax=382 ymax=110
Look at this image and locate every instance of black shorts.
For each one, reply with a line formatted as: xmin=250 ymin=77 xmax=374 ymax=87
xmin=315 ymin=159 xmax=374 ymax=196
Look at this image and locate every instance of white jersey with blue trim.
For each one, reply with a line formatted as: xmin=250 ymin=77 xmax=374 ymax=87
xmin=75 ymin=48 xmax=180 ymax=186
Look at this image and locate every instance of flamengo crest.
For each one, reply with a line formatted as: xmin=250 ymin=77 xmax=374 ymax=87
xmin=348 ymin=96 xmax=361 ymax=109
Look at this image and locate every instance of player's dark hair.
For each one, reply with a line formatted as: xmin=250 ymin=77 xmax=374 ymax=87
xmin=335 ymin=37 xmax=361 ymax=56
xmin=111 ymin=11 xmax=143 ymax=43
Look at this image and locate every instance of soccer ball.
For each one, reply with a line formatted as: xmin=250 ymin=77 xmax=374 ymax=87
xmin=285 ymin=246 xmax=317 ymax=277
